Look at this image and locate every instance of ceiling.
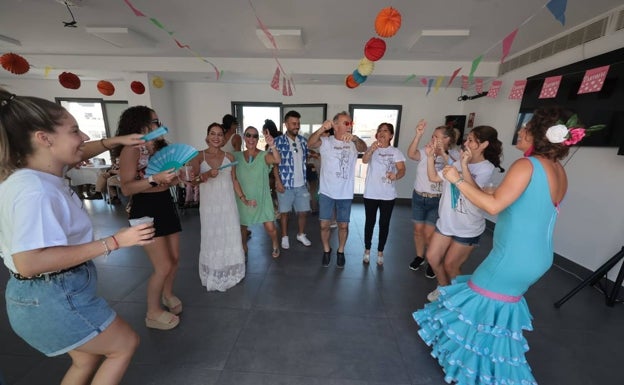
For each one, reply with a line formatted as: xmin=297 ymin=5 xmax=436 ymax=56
xmin=1 ymin=0 xmax=623 ymax=87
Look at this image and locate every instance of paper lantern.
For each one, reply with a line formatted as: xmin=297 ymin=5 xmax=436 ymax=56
xmin=0 ymin=53 xmax=30 ymax=75
xmin=97 ymin=80 xmax=115 ymax=96
xmin=352 ymin=70 xmax=367 ymax=84
xmin=357 ymin=58 xmax=375 ymax=77
xmin=375 ymin=7 xmax=402 ymax=38
xmin=130 ymin=81 xmax=145 ymax=95
xmin=58 ymin=72 xmax=81 ymax=89
xmin=345 ymin=74 xmax=359 ymax=89
xmin=152 ymin=76 xmax=164 ymax=89
xmin=364 ymin=37 xmax=386 ymax=61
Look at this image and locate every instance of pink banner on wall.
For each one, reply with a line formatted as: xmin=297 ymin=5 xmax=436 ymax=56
xmin=578 ymin=65 xmax=610 ymax=94
xmin=461 ymin=75 xmax=469 ymax=91
xmin=508 ymin=80 xmax=527 ymax=100
xmin=475 ymin=79 xmax=483 ymax=94
xmin=539 ymin=75 xmax=562 ymax=99
xmin=487 ymin=80 xmax=502 ymax=98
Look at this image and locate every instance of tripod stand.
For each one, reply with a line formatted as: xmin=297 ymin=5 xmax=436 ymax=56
xmin=554 ymin=246 xmax=624 ymax=308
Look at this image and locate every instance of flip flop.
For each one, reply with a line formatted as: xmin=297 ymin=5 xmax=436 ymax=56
xmin=145 ymin=311 xmax=179 ymax=330
xmin=272 ymin=247 xmax=280 ymax=258
xmin=162 ymin=295 xmax=183 ymax=315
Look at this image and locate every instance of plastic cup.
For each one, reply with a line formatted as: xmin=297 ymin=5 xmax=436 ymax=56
xmin=129 ymin=216 xmax=154 ymax=227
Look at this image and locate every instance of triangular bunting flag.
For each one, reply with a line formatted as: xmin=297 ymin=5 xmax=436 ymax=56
xmin=501 ymin=29 xmax=518 ymax=63
xmin=420 ymin=78 xmax=428 ymax=86
xmin=487 ymin=80 xmax=502 ymax=98
xmin=434 ymin=76 xmax=444 ymax=93
xmin=287 ymin=79 xmax=293 ymax=96
xmin=508 ymin=80 xmax=527 ymax=100
xmin=461 ymin=75 xmax=469 ymax=91
xmin=282 ymin=77 xmax=288 ymax=96
xmin=426 ymin=78 xmax=434 ymax=96
xmin=447 ymin=67 xmax=462 ymax=88
xmin=270 ymin=67 xmax=280 ymax=90
xmin=468 ymin=55 xmax=483 ymax=83
xmin=547 ymin=0 xmax=567 ymax=26
xmin=539 ymin=75 xmax=562 ymax=99
xmin=578 ymin=65 xmax=610 ymax=94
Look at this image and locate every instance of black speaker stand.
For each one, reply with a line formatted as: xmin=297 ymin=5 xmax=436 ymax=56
xmin=554 ymin=246 xmax=624 ymax=308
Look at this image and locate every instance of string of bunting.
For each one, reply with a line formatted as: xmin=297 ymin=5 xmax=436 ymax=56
xmin=345 ymin=7 xmax=402 ymax=89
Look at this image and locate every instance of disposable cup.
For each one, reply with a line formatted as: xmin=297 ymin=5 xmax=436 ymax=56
xmin=129 ymin=216 xmax=154 ymax=227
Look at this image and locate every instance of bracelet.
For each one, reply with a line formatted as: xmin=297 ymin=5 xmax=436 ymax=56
xmin=100 ymin=138 xmax=112 ymax=151
xmin=101 ymin=239 xmax=111 ymax=256
xmin=454 ymin=178 xmax=465 ymax=186
xmin=111 ymin=235 xmax=120 ymax=250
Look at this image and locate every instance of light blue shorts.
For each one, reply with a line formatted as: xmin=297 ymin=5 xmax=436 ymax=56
xmin=5 ymin=261 xmax=116 ymax=357
xmin=318 ymin=193 xmax=352 ymax=223
xmin=277 ymin=185 xmax=311 ymax=213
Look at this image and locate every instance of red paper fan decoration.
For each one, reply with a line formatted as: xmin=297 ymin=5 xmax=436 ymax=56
xmin=375 ymin=7 xmax=402 ymax=38
xmin=58 ymin=72 xmax=81 ymax=89
xmin=364 ymin=38 xmax=386 ymax=61
xmin=345 ymin=74 xmax=359 ymax=89
xmin=97 ymin=80 xmax=115 ymax=96
xmin=0 ymin=53 xmax=30 ymax=75
xmin=130 ymin=81 xmax=145 ymax=95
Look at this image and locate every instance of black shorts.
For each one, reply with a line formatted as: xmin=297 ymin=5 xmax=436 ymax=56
xmin=129 ymin=190 xmax=181 ymax=237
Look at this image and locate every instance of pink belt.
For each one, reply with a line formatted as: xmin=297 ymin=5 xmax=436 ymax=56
xmin=468 ymin=280 xmax=522 ymax=303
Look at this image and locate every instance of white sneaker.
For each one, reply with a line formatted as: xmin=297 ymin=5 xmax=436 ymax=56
xmin=281 ymin=236 xmax=290 ymax=249
xmin=296 ymin=233 xmax=312 ymax=246
xmin=427 ymin=288 xmax=440 ymax=302
xmin=362 ymin=252 xmax=370 ymax=264
xmin=376 ymin=255 xmax=384 ymax=266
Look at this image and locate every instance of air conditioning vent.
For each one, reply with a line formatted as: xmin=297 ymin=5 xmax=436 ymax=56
xmin=500 ymin=16 xmax=609 ymax=75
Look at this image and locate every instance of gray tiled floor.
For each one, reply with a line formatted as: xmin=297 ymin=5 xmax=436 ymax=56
xmin=1 ymin=200 xmax=623 ymax=385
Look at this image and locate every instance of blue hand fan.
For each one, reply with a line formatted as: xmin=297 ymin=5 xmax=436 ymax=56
xmin=142 ymin=126 xmax=168 ymax=141
xmin=145 ymin=143 xmax=198 ymax=176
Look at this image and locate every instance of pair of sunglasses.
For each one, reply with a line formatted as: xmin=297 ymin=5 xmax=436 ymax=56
xmin=150 ymin=119 xmax=162 ymax=127
xmin=245 ymin=133 xmax=259 ymax=139
xmin=292 ymin=141 xmax=298 ymax=153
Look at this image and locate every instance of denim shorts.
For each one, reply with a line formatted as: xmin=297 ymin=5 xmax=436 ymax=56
xmin=277 ymin=185 xmax=311 ymax=213
xmin=5 ymin=261 xmax=116 ymax=357
xmin=411 ymin=190 xmax=441 ymax=226
xmin=435 ymin=226 xmax=483 ymax=246
xmin=318 ymin=193 xmax=352 ymax=223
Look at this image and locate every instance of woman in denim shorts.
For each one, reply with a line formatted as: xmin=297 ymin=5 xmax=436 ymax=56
xmin=406 ymin=121 xmax=458 ymax=275
xmin=0 ymin=90 xmax=154 ymax=384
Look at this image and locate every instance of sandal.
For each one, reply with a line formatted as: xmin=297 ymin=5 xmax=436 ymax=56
xmin=162 ymin=295 xmax=183 ymax=315
xmin=272 ymin=247 xmax=280 ymax=258
xmin=145 ymin=311 xmax=180 ymax=330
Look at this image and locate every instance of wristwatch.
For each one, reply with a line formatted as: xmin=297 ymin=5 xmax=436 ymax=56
xmin=148 ymin=175 xmax=158 ymax=187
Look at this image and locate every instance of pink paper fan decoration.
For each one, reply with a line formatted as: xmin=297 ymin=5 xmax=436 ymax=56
xmin=0 ymin=53 xmax=30 ymax=75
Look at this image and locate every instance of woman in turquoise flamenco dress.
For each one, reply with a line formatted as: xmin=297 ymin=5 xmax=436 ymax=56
xmin=413 ymin=106 xmax=581 ymax=384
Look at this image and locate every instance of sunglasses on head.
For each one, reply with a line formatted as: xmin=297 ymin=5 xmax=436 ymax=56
xmin=245 ymin=133 xmax=259 ymax=139
xmin=150 ymin=119 xmax=162 ymax=127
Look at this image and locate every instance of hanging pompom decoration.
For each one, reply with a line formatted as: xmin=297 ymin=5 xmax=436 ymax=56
xmin=0 ymin=53 xmax=30 ymax=75
xmin=58 ymin=71 xmax=81 ymax=89
xmin=357 ymin=58 xmax=375 ymax=77
xmin=130 ymin=81 xmax=145 ymax=95
xmin=352 ymin=70 xmax=367 ymax=84
xmin=152 ymin=76 xmax=164 ymax=89
xmin=374 ymin=7 xmax=402 ymax=38
xmin=97 ymin=80 xmax=115 ymax=96
xmin=364 ymin=38 xmax=386 ymax=61
xmin=345 ymin=74 xmax=359 ymax=89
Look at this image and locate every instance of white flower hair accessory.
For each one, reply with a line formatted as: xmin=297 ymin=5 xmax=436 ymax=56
xmin=545 ymin=124 xmax=568 ymax=144
xmin=544 ymin=114 xmax=605 ymax=146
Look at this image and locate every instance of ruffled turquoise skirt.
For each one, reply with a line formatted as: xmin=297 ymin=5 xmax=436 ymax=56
xmin=413 ymin=276 xmax=537 ymax=385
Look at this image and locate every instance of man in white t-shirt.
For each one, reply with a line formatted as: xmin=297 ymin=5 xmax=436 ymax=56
xmin=307 ymin=111 xmax=367 ymax=267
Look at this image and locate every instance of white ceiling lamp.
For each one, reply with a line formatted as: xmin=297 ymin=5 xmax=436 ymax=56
xmin=256 ymin=28 xmax=304 ymax=50
xmin=0 ymin=34 xmax=22 ymax=48
xmin=410 ymin=29 xmax=470 ymax=51
xmin=85 ymin=26 xmax=156 ymax=48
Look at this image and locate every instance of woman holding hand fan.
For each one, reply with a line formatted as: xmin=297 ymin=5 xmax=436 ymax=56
xmin=116 ymin=106 xmax=183 ymax=330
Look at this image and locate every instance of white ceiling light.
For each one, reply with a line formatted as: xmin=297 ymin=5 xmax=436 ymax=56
xmin=256 ymin=28 xmax=304 ymax=50
xmin=0 ymin=34 xmax=21 ymax=48
xmin=85 ymin=26 xmax=156 ymax=48
xmin=410 ymin=29 xmax=470 ymax=51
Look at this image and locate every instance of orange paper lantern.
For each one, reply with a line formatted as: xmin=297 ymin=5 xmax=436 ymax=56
xmin=345 ymin=74 xmax=359 ymax=89
xmin=97 ymin=80 xmax=115 ymax=96
xmin=364 ymin=38 xmax=386 ymax=61
xmin=375 ymin=7 xmax=402 ymax=38
xmin=0 ymin=53 xmax=30 ymax=75
xmin=58 ymin=72 xmax=81 ymax=89
xmin=130 ymin=81 xmax=145 ymax=95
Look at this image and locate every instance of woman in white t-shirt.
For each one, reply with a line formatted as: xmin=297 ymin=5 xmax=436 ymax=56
xmin=424 ymin=125 xmax=504 ymax=302
xmin=361 ymin=123 xmax=406 ymax=266
xmin=0 ymin=89 xmax=153 ymax=384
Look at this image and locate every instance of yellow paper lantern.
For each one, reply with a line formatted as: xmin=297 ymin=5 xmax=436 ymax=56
xmin=357 ymin=58 xmax=375 ymax=77
xmin=152 ymin=76 xmax=164 ymax=89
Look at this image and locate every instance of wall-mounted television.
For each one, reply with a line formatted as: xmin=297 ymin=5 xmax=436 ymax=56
xmin=519 ymin=47 xmax=624 ymax=154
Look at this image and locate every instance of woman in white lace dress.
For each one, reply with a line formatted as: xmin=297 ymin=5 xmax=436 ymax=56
xmin=189 ymin=122 xmax=247 ymax=292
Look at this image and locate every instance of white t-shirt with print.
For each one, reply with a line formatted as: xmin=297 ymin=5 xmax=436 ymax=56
xmin=0 ymin=169 xmax=93 ymax=273
xmin=318 ymin=136 xmax=358 ymax=199
xmin=436 ymin=159 xmax=494 ymax=238
xmin=363 ymin=146 xmax=406 ymax=200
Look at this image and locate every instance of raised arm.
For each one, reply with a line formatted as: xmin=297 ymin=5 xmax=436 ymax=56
xmin=80 ymin=134 xmax=145 ymax=162
xmin=407 ymin=119 xmax=427 ymax=161
xmin=308 ymin=121 xmax=332 ymax=148
xmin=425 ymin=143 xmax=443 ymax=183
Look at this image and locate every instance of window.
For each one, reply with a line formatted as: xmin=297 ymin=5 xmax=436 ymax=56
xmin=282 ymin=104 xmax=327 ymax=137
xmin=348 ymin=104 xmax=402 ymax=195
xmin=56 ymin=98 xmax=129 ymax=164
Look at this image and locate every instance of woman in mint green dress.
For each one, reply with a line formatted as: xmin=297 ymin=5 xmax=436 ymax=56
xmin=234 ymin=126 xmax=281 ymax=258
